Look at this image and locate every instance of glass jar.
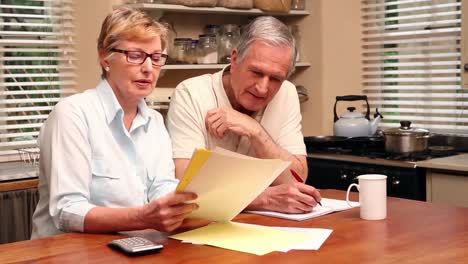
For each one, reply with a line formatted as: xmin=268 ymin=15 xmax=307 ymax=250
xmin=204 ymin=24 xmax=219 ymax=48
xmin=165 ymin=22 xmax=177 ymax=64
xmin=186 ymin=40 xmax=199 ymax=64
xmin=197 ymin=34 xmax=218 ymax=64
xmin=291 ymin=0 xmax=305 ymax=10
xmin=172 ymin=38 xmax=192 ymax=64
xmin=217 ymin=24 xmax=240 ymax=64
xmin=203 ymin=24 xmax=219 ymax=36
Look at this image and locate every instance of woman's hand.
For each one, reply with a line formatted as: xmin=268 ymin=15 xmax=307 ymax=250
xmin=137 ymin=192 xmax=198 ymax=232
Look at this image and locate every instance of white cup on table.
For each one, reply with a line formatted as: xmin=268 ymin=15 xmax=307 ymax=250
xmin=346 ymin=174 xmax=387 ymax=220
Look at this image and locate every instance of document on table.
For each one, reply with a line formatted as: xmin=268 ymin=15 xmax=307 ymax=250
xmin=246 ymin=198 xmax=360 ymax=221
xmin=273 ymin=226 xmax=333 ymax=252
xmin=176 ymin=147 xmax=290 ymax=222
xmin=234 ymin=223 xmax=333 ymax=251
xmin=170 ymin=221 xmax=331 ymax=255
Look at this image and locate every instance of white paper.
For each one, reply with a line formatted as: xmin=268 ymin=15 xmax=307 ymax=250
xmin=246 ymin=198 xmax=360 ymax=221
xmin=274 ymin=227 xmax=333 ymax=251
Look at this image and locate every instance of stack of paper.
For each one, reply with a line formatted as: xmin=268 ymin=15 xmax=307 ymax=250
xmin=246 ymin=198 xmax=360 ymax=221
xmin=170 ymin=222 xmax=333 ymax=255
xmin=171 ymin=148 xmax=334 ymax=255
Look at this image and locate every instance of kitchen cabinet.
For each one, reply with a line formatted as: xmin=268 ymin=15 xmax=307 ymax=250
xmin=426 ymin=170 xmax=468 ymax=207
xmin=0 ymin=180 xmax=39 ymax=244
xmin=307 ymin=156 xmax=427 ymax=201
xmin=0 ymin=162 xmax=39 ymax=243
xmin=122 ymin=3 xmax=311 ymax=88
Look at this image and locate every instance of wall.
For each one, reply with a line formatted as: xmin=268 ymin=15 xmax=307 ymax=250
xmin=74 ymin=0 xmax=120 ymax=91
xmin=73 ymin=0 xmax=363 ymax=135
xmin=300 ymin=0 xmax=363 ymax=136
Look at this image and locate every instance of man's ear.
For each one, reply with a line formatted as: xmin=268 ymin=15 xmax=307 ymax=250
xmin=231 ymin=48 xmax=238 ymax=64
xmin=230 ymin=48 xmax=238 ymax=73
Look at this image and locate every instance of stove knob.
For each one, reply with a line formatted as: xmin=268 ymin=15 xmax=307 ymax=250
xmin=340 ymin=174 xmax=348 ymax=180
xmin=392 ymin=179 xmax=400 ymax=186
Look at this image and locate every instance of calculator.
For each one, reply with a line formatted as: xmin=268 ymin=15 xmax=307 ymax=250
xmin=108 ymin=237 xmax=164 ymax=256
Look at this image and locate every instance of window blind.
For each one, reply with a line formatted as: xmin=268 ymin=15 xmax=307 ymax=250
xmin=362 ymin=0 xmax=468 ymax=133
xmin=0 ymin=0 xmax=76 ymax=158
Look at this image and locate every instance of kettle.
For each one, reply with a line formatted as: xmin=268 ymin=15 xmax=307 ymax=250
xmin=333 ymin=95 xmax=383 ymax=137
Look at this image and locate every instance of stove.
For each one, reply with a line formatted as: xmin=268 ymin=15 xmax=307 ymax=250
xmin=310 ymin=146 xmax=458 ymax=162
xmin=304 ymin=136 xmax=460 ymax=201
xmin=305 ymin=136 xmax=459 ymax=161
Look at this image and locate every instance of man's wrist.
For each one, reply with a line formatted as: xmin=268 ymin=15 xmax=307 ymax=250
xmin=247 ymin=190 xmax=266 ymax=210
xmin=249 ymin=124 xmax=268 ymax=144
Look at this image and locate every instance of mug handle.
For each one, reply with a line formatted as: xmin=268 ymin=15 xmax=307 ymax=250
xmin=346 ymin=183 xmax=359 ymax=207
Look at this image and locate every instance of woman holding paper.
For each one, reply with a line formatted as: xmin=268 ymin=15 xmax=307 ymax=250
xmin=31 ymin=7 xmax=197 ymax=239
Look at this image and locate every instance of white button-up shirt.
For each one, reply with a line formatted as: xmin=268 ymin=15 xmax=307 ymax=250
xmin=31 ymin=80 xmax=178 ymax=239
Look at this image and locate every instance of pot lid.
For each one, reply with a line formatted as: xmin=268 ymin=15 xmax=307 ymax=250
xmin=341 ymin=107 xmax=365 ymax=119
xmin=383 ymin=121 xmax=429 ymax=136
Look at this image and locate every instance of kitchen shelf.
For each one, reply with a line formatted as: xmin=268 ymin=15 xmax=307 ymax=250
xmin=122 ymin=3 xmax=309 ymax=16
xmin=162 ymin=62 xmax=311 ymax=70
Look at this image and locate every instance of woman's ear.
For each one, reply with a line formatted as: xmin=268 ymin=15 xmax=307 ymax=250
xmin=98 ymin=50 xmax=110 ymax=69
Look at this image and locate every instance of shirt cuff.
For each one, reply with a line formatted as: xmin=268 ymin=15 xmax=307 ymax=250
xmin=59 ymin=202 xmax=96 ymax=232
xmin=148 ymin=179 xmax=179 ymax=201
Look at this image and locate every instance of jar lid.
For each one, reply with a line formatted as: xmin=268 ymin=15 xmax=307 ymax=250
xmin=383 ymin=121 xmax=429 ymax=136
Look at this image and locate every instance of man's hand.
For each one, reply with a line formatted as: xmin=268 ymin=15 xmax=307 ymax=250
xmin=137 ymin=192 xmax=198 ymax=232
xmin=205 ymin=107 xmax=261 ymax=139
xmin=247 ymin=183 xmax=322 ymax=214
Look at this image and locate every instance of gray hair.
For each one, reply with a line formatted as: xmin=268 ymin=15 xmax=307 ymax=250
xmin=236 ymin=16 xmax=296 ymax=77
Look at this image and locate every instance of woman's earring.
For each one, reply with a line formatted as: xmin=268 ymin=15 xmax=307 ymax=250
xmin=105 ymin=66 xmax=110 ymax=72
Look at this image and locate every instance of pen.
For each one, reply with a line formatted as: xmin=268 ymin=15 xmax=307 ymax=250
xmin=290 ymin=169 xmax=322 ymax=207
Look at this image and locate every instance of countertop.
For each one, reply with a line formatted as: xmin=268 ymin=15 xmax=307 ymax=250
xmin=415 ymin=153 xmax=468 ymax=172
xmin=0 ymin=162 xmax=38 ymax=182
xmin=308 ymin=153 xmax=468 ymax=172
xmin=307 ymin=153 xmax=417 ymax=168
xmin=1 ymin=153 xmax=466 ymax=185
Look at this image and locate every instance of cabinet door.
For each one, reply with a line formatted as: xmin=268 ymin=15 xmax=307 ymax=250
xmin=0 ymin=188 xmax=39 ymax=243
xmin=306 ymin=158 xmax=353 ymax=190
xmin=426 ymin=171 xmax=468 ymax=207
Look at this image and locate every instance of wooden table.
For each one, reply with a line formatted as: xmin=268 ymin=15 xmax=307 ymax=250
xmin=1 ymin=190 xmax=467 ymax=263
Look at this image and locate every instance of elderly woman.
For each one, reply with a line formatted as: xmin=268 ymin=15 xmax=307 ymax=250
xmin=31 ymin=8 xmax=197 ymax=239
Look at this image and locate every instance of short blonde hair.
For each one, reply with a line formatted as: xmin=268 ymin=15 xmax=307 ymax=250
xmin=97 ymin=7 xmax=168 ymax=78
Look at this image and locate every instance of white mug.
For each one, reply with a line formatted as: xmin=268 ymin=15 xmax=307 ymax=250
xmin=346 ymin=174 xmax=387 ymax=220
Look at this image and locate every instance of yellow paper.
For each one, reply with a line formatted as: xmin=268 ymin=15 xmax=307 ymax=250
xmin=176 ymin=148 xmax=290 ymax=222
xmin=176 ymin=149 xmax=212 ymax=192
xmin=170 ymin=222 xmax=311 ymax=255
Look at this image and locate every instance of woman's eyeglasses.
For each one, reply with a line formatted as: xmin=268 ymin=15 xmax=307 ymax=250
xmin=111 ymin=48 xmax=168 ymax=66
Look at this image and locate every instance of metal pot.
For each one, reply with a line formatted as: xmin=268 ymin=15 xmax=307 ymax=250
xmin=383 ymin=121 xmax=430 ymax=153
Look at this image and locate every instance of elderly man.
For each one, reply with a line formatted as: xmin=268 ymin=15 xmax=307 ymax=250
xmin=167 ymin=16 xmax=321 ymax=213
